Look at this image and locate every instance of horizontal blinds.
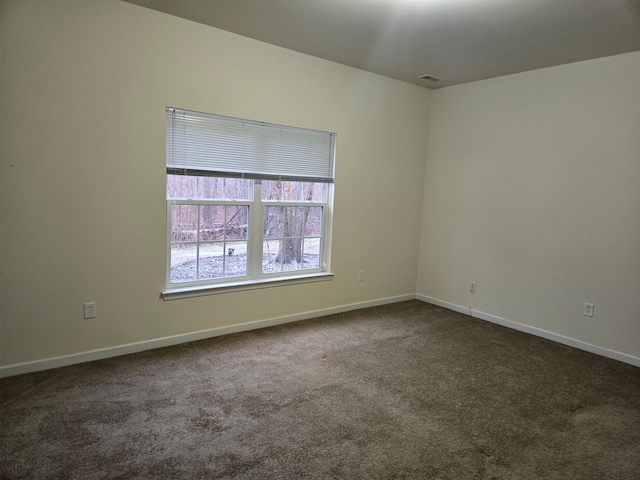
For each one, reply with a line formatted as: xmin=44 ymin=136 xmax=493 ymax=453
xmin=166 ymin=108 xmax=336 ymax=183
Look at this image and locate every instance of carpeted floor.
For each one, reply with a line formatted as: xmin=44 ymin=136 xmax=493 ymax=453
xmin=1 ymin=300 xmax=639 ymax=479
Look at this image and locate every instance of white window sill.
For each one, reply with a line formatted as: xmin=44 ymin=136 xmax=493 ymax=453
xmin=161 ymin=272 xmax=334 ymax=301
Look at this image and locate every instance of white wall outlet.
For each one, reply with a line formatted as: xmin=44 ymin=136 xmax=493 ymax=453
xmin=358 ymin=270 xmax=364 ymax=282
xmin=84 ymin=302 xmax=96 ymax=319
xmin=583 ymin=303 xmax=594 ymax=317
xmin=469 ymin=283 xmax=477 ymax=294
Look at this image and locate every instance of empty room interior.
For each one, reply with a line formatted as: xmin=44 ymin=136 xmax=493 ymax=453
xmin=1 ymin=0 xmax=640 ymax=478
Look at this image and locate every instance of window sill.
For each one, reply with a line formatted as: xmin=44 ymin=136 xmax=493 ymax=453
xmin=161 ymin=272 xmax=334 ymax=301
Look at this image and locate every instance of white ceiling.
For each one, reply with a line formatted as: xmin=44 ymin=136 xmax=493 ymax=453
xmin=124 ymin=0 xmax=640 ymax=88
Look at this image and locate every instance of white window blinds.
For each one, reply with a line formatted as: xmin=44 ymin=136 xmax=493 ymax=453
xmin=166 ymin=107 xmax=336 ymax=183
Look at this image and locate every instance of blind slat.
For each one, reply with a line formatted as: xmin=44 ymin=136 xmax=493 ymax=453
xmin=166 ymin=108 xmax=336 ymax=183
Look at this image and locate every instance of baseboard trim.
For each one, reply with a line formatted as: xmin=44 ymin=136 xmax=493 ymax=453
xmin=0 ymin=294 xmax=415 ymax=378
xmin=415 ymin=294 xmax=471 ymax=316
xmin=416 ymin=295 xmax=640 ymax=368
xmin=5 ymin=293 xmax=637 ymax=377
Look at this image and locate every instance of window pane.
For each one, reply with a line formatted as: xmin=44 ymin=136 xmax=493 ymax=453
xmin=263 ymin=239 xmax=282 ymax=273
xmin=197 ymin=177 xmax=225 ymax=199
xmin=225 ymin=205 xmax=249 ymax=240
xmin=262 ymin=180 xmax=282 ymax=201
xmin=262 ymin=180 xmax=308 ymax=201
xmin=195 ymin=177 xmax=252 ymax=200
xmin=167 ymin=175 xmax=196 ymax=199
xmin=171 ymin=205 xmax=197 ymax=242
xmin=196 ymin=242 xmax=248 ymax=279
xmin=199 ymin=205 xmax=225 ymax=241
xmin=303 ymin=182 xmax=325 ymax=202
xmin=264 ymin=206 xmax=283 ymax=238
xmin=283 ymin=181 xmax=303 ymax=201
xmin=225 ymin=241 xmax=247 ymax=277
xmin=303 ymin=238 xmax=321 ymax=269
xmin=283 ymin=206 xmax=305 ymax=238
xmin=224 ymin=178 xmax=251 ymax=200
xmin=198 ymin=242 xmax=224 ymax=279
xmin=283 ymin=238 xmax=303 ymax=270
xmin=170 ymin=244 xmax=197 ymax=282
xmin=261 ymin=180 xmax=322 ymax=201
xmin=304 ymin=207 xmax=323 ymax=236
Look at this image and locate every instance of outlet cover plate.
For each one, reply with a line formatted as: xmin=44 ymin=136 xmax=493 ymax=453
xmin=84 ymin=302 xmax=96 ymax=319
xmin=584 ymin=303 xmax=594 ymax=317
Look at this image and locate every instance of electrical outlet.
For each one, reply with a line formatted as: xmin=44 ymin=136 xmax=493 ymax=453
xmin=358 ymin=271 xmax=364 ymax=282
xmin=583 ymin=303 xmax=594 ymax=317
xmin=84 ymin=302 xmax=96 ymax=319
xmin=469 ymin=283 xmax=477 ymax=294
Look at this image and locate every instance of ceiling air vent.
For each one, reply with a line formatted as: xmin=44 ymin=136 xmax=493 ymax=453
xmin=419 ymin=74 xmax=442 ymax=82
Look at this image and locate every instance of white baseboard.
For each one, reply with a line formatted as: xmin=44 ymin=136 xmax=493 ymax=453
xmin=0 ymin=294 xmax=415 ymax=378
xmin=415 ymin=294 xmax=471 ymax=316
xmin=4 ymin=293 xmax=637 ymax=378
xmin=416 ymin=295 xmax=640 ymax=368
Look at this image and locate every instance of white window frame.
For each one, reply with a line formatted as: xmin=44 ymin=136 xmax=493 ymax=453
xmin=162 ymin=109 xmax=335 ymax=300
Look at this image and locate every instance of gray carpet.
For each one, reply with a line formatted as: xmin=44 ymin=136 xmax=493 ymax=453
xmin=1 ymin=300 xmax=639 ymax=479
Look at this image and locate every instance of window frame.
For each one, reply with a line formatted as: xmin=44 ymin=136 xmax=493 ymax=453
xmin=163 ymin=180 xmax=334 ymax=302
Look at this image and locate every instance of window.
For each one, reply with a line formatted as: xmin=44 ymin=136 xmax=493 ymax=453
xmin=164 ymin=108 xmax=335 ymax=297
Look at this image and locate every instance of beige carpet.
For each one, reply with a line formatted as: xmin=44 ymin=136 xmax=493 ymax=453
xmin=1 ymin=300 xmax=639 ymax=479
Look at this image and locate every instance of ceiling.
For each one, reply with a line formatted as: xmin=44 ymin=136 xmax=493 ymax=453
xmin=124 ymin=0 xmax=640 ymax=88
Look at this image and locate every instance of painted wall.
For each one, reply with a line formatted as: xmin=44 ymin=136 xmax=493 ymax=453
xmin=0 ymin=0 xmax=431 ymax=368
xmin=417 ymin=51 xmax=640 ymax=359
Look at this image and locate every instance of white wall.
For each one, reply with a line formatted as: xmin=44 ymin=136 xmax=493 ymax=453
xmin=417 ymin=51 xmax=640 ymax=360
xmin=0 ymin=0 xmax=431 ymax=370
